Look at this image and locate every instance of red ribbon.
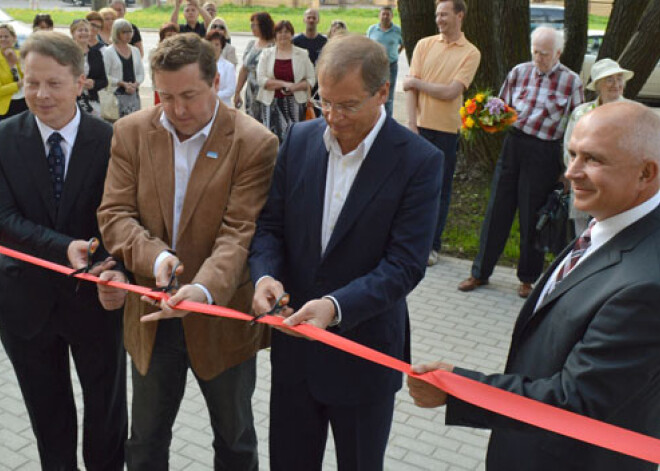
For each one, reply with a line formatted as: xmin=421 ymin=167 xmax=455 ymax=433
xmin=1 ymin=243 xmax=659 ymax=464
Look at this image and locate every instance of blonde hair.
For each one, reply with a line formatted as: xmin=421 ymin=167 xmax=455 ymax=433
xmin=0 ymin=24 xmax=17 ymax=39
xmin=99 ymin=8 xmax=118 ymax=21
xmin=69 ymin=18 xmax=90 ymax=36
xmin=210 ymin=17 xmax=231 ymax=40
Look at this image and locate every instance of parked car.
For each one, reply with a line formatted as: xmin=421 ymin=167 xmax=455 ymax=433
xmin=0 ymin=9 xmax=31 ymax=47
xmin=581 ymin=33 xmax=660 ymax=102
xmin=530 ymin=5 xmax=564 ymax=31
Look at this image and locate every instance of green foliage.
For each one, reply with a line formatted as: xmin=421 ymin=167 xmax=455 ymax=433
xmin=588 ymin=13 xmax=609 ymax=30
xmin=441 ymin=180 xmax=522 ymax=265
xmin=5 ymin=5 xmax=399 ymax=35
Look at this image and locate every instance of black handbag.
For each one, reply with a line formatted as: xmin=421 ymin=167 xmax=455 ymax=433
xmin=535 ymin=183 xmax=570 ymax=256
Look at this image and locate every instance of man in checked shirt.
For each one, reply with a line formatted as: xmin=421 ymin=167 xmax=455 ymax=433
xmin=458 ymin=26 xmax=583 ymax=299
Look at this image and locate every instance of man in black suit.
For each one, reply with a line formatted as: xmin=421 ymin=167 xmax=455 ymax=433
xmin=0 ymin=32 xmax=126 ymax=470
xmin=249 ymin=35 xmax=442 ymax=470
xmin=408 ymin=101 xmax=660 ymax=471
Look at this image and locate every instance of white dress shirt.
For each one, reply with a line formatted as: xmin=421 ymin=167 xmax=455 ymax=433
xmin=35 ymin=106 xmax=81 ymax=178
xmin=216 ymin=56 xmax=236 ymax=106
xmin=153 ymin=99 xmax=220 ymax=303
xmin=536 ymin=190 xmax=660 ymax=309
xmin=257 ymin=106 xmax=387 ymax=326
xmin=321 ymin=106 xmax=386 ymax=253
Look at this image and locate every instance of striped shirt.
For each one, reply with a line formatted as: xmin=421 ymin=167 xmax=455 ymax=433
xmin=500 ymin=61 xmax=583 ymax=141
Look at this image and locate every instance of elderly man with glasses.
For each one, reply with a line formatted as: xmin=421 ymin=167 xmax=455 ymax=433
xmin=249 ymin=34 xmax=442 ymax=471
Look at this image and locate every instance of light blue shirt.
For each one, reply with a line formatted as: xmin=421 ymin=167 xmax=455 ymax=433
xmin=366 ymin=23 xmax=403 ymax=64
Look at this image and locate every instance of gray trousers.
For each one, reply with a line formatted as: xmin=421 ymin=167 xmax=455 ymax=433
xmin=126 ymin=318 xmax=258 ymax=471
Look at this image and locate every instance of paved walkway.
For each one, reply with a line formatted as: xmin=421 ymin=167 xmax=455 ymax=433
xmin=0 ymin=255 xmax=525 ymax=470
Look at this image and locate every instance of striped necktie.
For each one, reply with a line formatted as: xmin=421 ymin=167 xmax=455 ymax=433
xmin=555 ymin=219 xmax=596 ymax=284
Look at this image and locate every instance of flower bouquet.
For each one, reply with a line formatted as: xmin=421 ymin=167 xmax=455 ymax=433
xmin=460 ymin=91 xmax=517 ymax=142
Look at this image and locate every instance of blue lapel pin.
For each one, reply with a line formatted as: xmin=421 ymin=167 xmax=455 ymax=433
xmin=206 ymin=151 xmax=218 ymax=159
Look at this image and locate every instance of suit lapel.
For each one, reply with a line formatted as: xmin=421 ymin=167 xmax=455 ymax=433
xmin=147 ymin=113 xmax=175 ymax=244
xmin=17 ymin=113 xmax=57 ymax=224
xmin=515 ymin=207 xmax=660 ymax=343
xmin=56 ymin=112 xmax=96 ymax=226
xmin=176 ymin=105 xmax=234 ymax=242
xmin=323 ymin=118 xmax=402 ymax=258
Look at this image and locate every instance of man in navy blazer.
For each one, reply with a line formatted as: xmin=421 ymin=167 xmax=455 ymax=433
xmin=0 ymin=33 xmax=126 ymax=469
xmin=249 ymin=35 xmax=443 ymax=470
xmin=408 ymin=102 xmax=660 ymax=471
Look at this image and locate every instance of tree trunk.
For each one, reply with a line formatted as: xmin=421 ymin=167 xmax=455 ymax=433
xmin=618 ymin=0 xmax=660 ymax=98
xmin=142 ymin=0 xmax=156 ymax=7
xmin=499 ymin=0 xmax=530 ymax=77
xmin=561 ymin=0 xmax=589 ymax=74
xmin=91 ymin=0 xmax=105 ymax=11
xmin=597 ymin=0 xmax=650 ymax=62
xmin=398 ymin=0 xmax=437 ymax=64
xmin=459 ymin=0 xmax=507 ymax=171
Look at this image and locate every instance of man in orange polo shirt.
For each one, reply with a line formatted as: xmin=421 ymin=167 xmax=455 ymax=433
xmin=404 ymin=0 xmax=480 ymax=266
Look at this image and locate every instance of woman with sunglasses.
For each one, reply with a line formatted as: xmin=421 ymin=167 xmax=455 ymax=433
xmin=256 ymin=20 xmax=315 ymax=141
xmin=233 ymin=11 xmax=274 ymax=118
xmin=208 ymin=18 xmax=237 ymax=67
xmin=70 ymin=19 xmax=108 ymax=117
xmin=0 ymin=25 xmax=26 ymax=121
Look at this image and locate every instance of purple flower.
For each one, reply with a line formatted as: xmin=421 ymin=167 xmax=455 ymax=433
xmin=484 ymin=97 xmax=506 ymax=116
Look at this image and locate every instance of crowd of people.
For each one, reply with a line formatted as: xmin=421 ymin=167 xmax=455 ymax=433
xmin=1 ymin=0 xmax=660 ymax=470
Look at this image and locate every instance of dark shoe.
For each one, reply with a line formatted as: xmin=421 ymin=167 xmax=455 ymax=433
xmin=458 ymin=276 xmax=489 ymax=292
xmin=518 ymin=282 xmax=533 ymax=298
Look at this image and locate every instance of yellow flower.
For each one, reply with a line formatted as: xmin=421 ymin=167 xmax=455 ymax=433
xmin=464 ymin=98 xmax=472 ymax=108
xmin=465 ymin=117 xmax=475 ymax=128
xmin=459 ymin=107 xmax=466 ymax=118
xmin=475 ymin=93 xmax=485 ymax=103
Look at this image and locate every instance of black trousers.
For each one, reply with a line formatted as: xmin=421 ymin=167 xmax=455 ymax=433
xmin=0 ymin=309 xmax=126 ymax=471
xmin=269 ymin=378 xmax=396 ymax=471
xmin=419 ymin=127 xmax=455 ymax=252
xmin=126 ymin=318 xmax=258 ymax=471
xmin=471 ymin=129 xmax=563 ymax=283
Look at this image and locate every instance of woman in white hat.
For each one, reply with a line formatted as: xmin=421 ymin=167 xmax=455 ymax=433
xmin=563 ymin=58 xmax=634 ymax=234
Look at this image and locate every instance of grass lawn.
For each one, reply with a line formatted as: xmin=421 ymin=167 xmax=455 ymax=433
xmin=7 ymin=5 xmax=608 ymax=35
xmin=6 ymin=5 xmax=392 ymax=34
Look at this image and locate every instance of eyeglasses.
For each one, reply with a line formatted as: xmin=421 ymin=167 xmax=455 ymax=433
xmin=210 ymin=24 xmax=226 ymax=30
xmin=311 ymin=92 xmax=375 ymax=115
xmin=90 ymin=23 xmax=103 ymax=29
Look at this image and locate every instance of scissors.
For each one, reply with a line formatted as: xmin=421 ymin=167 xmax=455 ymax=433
xmin=68 ymin=237 xmax=99 ymax=277
xmin=150 ymin=260 xmax=182 ymax=295
xmin=250 ymin=292 xmax=290 ymax=326
xmin=68 ymin=238 xmax=101 ymax=292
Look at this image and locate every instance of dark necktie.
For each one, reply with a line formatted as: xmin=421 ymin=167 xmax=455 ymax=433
xmin=555 ymin=220 xmax=596 ymax=284
xmin=47 ymin=132 xmax=65 ymax=203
